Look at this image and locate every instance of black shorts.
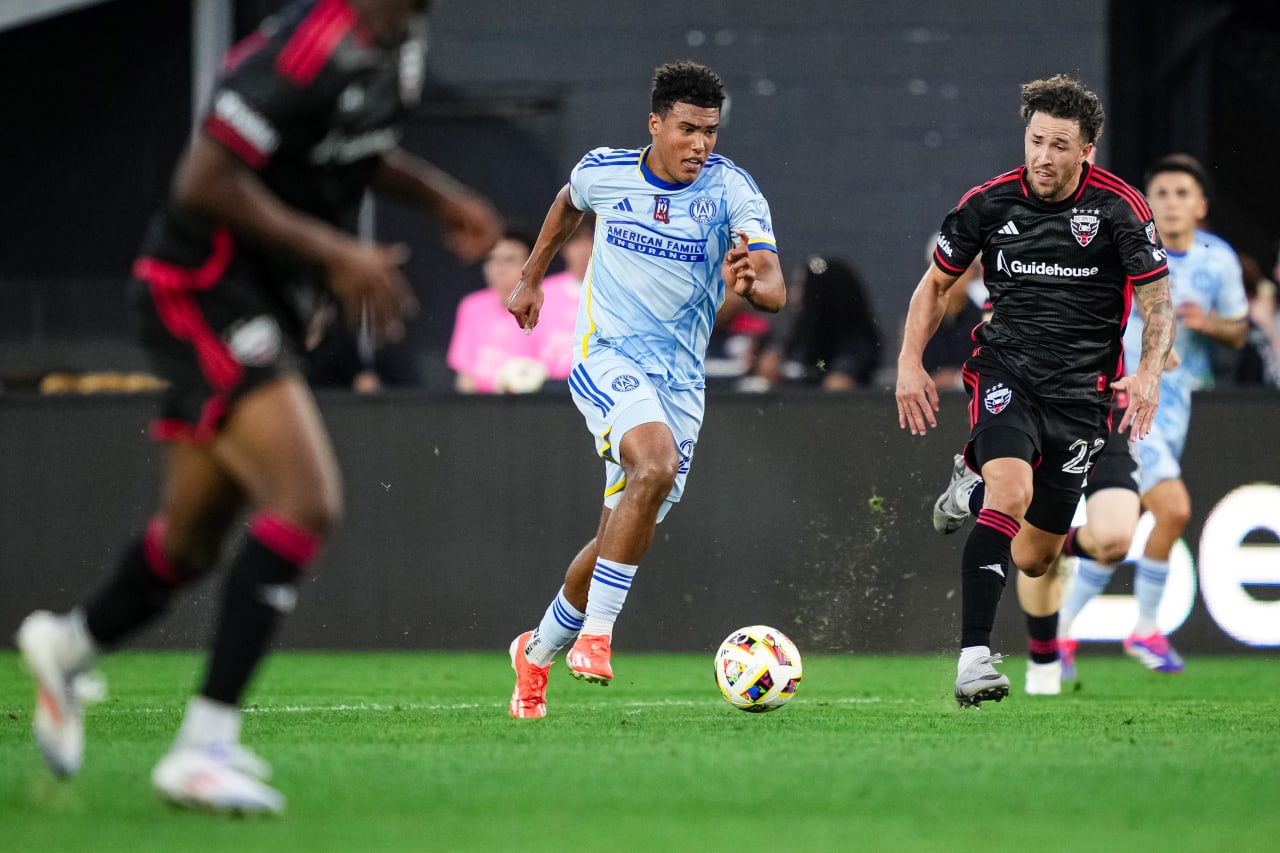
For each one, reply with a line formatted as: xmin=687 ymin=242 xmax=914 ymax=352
xmin=134 ymin=260 xmax=308 ymax=443
xmin=1083 ymin=415 xmax=1140 ymax=496
xmin=961 ymin=353 xmax=1110 ymax=535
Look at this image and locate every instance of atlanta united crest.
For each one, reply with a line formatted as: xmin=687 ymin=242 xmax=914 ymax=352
xmin=1069 ymin=210 xmax=1100 ymax=247
xmin=984 ymin=383 xmax=1012 ymax=414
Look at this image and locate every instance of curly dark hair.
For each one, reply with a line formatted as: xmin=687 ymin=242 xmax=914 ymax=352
xmin=1019 ymin=74 xmax=1105 ymax=144
xmin=651 ymin=61 xmax=725 ymax=116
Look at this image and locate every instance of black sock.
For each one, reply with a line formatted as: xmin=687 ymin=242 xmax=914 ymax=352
xmin=960 ymin=508 xmax=1020 ymax=649
xmin=200 ymin=514 xmax=318 ymax=706
xmin=1026 ymin=613 xmax=1060 ymax=663
xmin=84 ymin=520 xmax=179 ymax=647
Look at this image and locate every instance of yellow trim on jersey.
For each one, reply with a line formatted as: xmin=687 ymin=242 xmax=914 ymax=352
xmin=604 ymin=476 xmax=627 ymax=498
xmin=580 ymin=217 xmax=601 ymax=359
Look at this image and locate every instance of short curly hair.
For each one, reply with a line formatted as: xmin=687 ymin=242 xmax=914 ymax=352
xmin=651 ymin=61 xmax=725 ymax=116
xmin=1019 ymin=74 xmax=1105 ymax=144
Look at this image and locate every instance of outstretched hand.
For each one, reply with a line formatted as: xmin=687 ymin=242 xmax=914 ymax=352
xmin=722 ymin=230 xmax=757 ymax=297
xmin=1113 ymin=369 xmax=1160 ymax=439
xmin=439 ymin=193 xmax=502 ymax=263
xmin=895 ymin=361 xmax=941 ymax=435
xmin=327 ymin=241 xmax=419 ymax=343
xmin=505 ymin=275 xmax=544 ymax=335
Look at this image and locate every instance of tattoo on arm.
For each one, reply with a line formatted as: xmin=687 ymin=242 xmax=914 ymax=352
xmin=1136 ymin=277 xmax=1175 ymax=374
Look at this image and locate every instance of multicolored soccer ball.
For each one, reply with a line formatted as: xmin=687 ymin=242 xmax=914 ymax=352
xmin=714 ymin=625 xmax=803 ymax=712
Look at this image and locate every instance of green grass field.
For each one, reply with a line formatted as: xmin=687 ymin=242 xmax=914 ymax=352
xmin=2 ymin=649 xmax=1278 ymax=852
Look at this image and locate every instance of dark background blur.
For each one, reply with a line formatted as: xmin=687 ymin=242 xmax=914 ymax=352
xmin=3 ymin=0 xmax=1279 ymax=388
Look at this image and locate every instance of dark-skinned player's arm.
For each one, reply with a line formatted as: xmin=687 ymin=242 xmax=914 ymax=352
xmin=372 ymin=148 xmax=502 ymax=264
xmin=506 ymin=185 xmax=584 ymax=334
xmin=173 ymin=132 xmax=417 ymax=342
xmin=723 ymin=230 xmax=786 ymax=313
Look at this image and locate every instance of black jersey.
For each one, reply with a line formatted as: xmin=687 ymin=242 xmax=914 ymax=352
xmin=135 ymin=0 xmax=425 ymax=329
xmin=932 ymin=163 xmax=1168 ymax=402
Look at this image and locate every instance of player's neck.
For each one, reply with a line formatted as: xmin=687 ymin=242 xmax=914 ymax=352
xmin=1162 ymin=229 xmax=1195 ymax=253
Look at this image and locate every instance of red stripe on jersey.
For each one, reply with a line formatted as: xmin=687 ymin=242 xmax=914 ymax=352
xmin=221 ymin=30 xmax=268 ymax=73
xmin=276 ymin=0 xmax=356 ymax=86
xmin=934 ymin=249 xmax=967 ymax=275
xmin=133 ymin=229 xmax=242 ymax=407
xmin=1085 ymin=166 xmax=1153 ymax=220
xmin=957 ymin=168 xmax=1023 ymax=209
xmin=203 ymin=114 xmax=269 ymax=170
xmin=1129 ymin=263 xmax=1168 ymax=287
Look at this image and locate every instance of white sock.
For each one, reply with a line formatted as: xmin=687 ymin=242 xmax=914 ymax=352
xmin=175 ymin=696 xmax=241 ymax=749
xmin=582 ymin=558 xmax=638 ymax=638
xmin=958 ymin=645 xmax=992 ymax=674
xmin=1059 ymin=558 xmax=1116 ymax=637
xmin=527 ymin=586 xmax=585 ymax=666
xmin=1133 ymin=556 xmax=1170 ymax=636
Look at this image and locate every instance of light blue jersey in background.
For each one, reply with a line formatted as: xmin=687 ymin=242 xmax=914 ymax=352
xmin=1123 ymin=228 xmax=1246 ymax=486
xmin=567 ymin=146 xmax=777 ymax=390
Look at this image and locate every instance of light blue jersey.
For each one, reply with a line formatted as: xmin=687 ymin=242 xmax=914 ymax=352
xmin=1123 ymin=228 xmax=1246 ymax=488
xmin=567 ymin=146 xmax=777 ymax=389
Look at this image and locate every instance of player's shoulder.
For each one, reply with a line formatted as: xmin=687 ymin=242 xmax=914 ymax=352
xmin=703 ymin=153 xmax=763 ymax=193
xmin=575 ymin=147 xmax=644 ymax=172
xmin=955 ymin=167 xmax=1024 ymax=209
xmin=1081 ymin=164 xmax=1152 ymax=218
xmin=1192 ymin=228 xmax=1238 ymax=256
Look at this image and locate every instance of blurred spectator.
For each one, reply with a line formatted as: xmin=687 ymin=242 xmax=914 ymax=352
xmin=307 ymin=306 xmax=421 ymax=393
xmin=537 ymin=212 xmax=596 ymax=383
xmin=1233 ymin=251 xmax=1280 ymax=389
xmin=780 ymin=255 xmax=883 ymax=390
xmin=707 ymin=287 xmax=774 ymax=390
xmin=447 ymin=226 xmax=547 ymax=393
xmin=922 ymin=255 xmax=985 ymax=390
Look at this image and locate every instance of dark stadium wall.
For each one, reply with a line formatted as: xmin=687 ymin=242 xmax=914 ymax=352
xmin=3 ymin=391 xmax=1278 ymax=657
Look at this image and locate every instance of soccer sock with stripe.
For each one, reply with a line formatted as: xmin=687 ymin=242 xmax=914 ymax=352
xmin=960 ymin=508 xmax=1020 ymax=650
xmin=1026 ymin=613 xmax=1060 ymax=663
xmin=581 ymin=557 xmax=638 ymax=638
xmin=526 ymin=586 xmax=586 ymax=666
xmin=84 ymin=516 xmax=181 ymax=648
xmin=1133 ymin=556 xmax=1170 ymax=636
xmin=200 ymin=512 xmax=319 ymax=707
xmin=1059 ymin=557 xmax=1115 ymax=636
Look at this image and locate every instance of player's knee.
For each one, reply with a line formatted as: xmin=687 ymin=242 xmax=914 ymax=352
xmin=1093 ymin=533 xmax=1133 ymax=565
xmin=627 ymin=454 xmax=679 ymax=498
xmin=1018 ymin=555 xmax=1055 ymax=578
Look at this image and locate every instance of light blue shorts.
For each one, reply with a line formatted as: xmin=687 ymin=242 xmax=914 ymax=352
xmin=567 ymin=348 xmax=705 ymax=523
xmin=1134 ymin=419 xmax=1185 ymax=494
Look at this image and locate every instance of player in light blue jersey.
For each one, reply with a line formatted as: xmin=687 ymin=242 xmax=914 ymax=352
xmin=1060 ymin=154 xmax=1246 ymax=675
xmin=503 ymin=61 xmax=785 ymax=718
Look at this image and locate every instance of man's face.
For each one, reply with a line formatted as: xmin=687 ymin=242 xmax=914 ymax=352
xmin=1146 ymin=171 xmax=1207 ymax=243
xmin=646 ymin=102 xmax=720 ymax=184
xmin=1023 ymin=111 xmax=1093 ymax=203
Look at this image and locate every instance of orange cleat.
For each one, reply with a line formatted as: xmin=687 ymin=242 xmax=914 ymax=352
xmin=509 ymin=631 xmax=551 ymax=718
xmin=566 ymin=633 xmax=613 ymax=685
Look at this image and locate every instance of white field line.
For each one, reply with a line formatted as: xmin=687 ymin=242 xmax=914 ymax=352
xmin=99 ymin=696 xmax=880 ymax=715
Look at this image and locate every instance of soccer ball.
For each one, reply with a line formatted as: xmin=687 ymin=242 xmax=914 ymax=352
xmin=714 ymin=625 xmax=803 ymax=712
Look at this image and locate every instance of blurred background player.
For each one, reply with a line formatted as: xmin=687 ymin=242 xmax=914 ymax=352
xmin=504 ymin=61 xmax=785 ymax=718
xmin=15 ymin=0 xmax=500 ymax=814
xmin=898 ymin=75 xmax=1174 ymax=708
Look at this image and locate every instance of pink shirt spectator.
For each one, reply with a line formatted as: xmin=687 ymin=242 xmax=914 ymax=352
xmin=537 ymin=271 xmax=583 ymax=380
xmin=447 ymin=289 xmax=542 ymax=393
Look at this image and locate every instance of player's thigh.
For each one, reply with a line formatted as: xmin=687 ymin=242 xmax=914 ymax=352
xmin=158 ymin=440 xmax=248 ymax=574
xmin=1012 ymin=520 xmax=1067 ymax=577
xmin=212 ymin=374 xmax=343 ymax=531
xmin=1023 ymin=401 xmax=1109 ymax=535
xmin=1081 ymin=487 xmax=1141 ymax=559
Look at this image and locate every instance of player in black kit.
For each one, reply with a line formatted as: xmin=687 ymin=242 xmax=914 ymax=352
xmin=895 ymin=75 xmax=1175 ymax=708
xmin=15 ymin=0 xmax=500 ymax=813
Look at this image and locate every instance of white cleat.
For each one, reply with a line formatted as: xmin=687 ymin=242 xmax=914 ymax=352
xmin=152 ymin=743 xmax=284 ymax=815
xmin=1025 ymin=659 xmax=1063 ymax=696
xmin=15 ymin=610 xmax=104 ymax=778
xmin=933 ymin=453 xmax=981 ymax=534
xmin=955 ymin=653 xmax=1010 ymax=708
